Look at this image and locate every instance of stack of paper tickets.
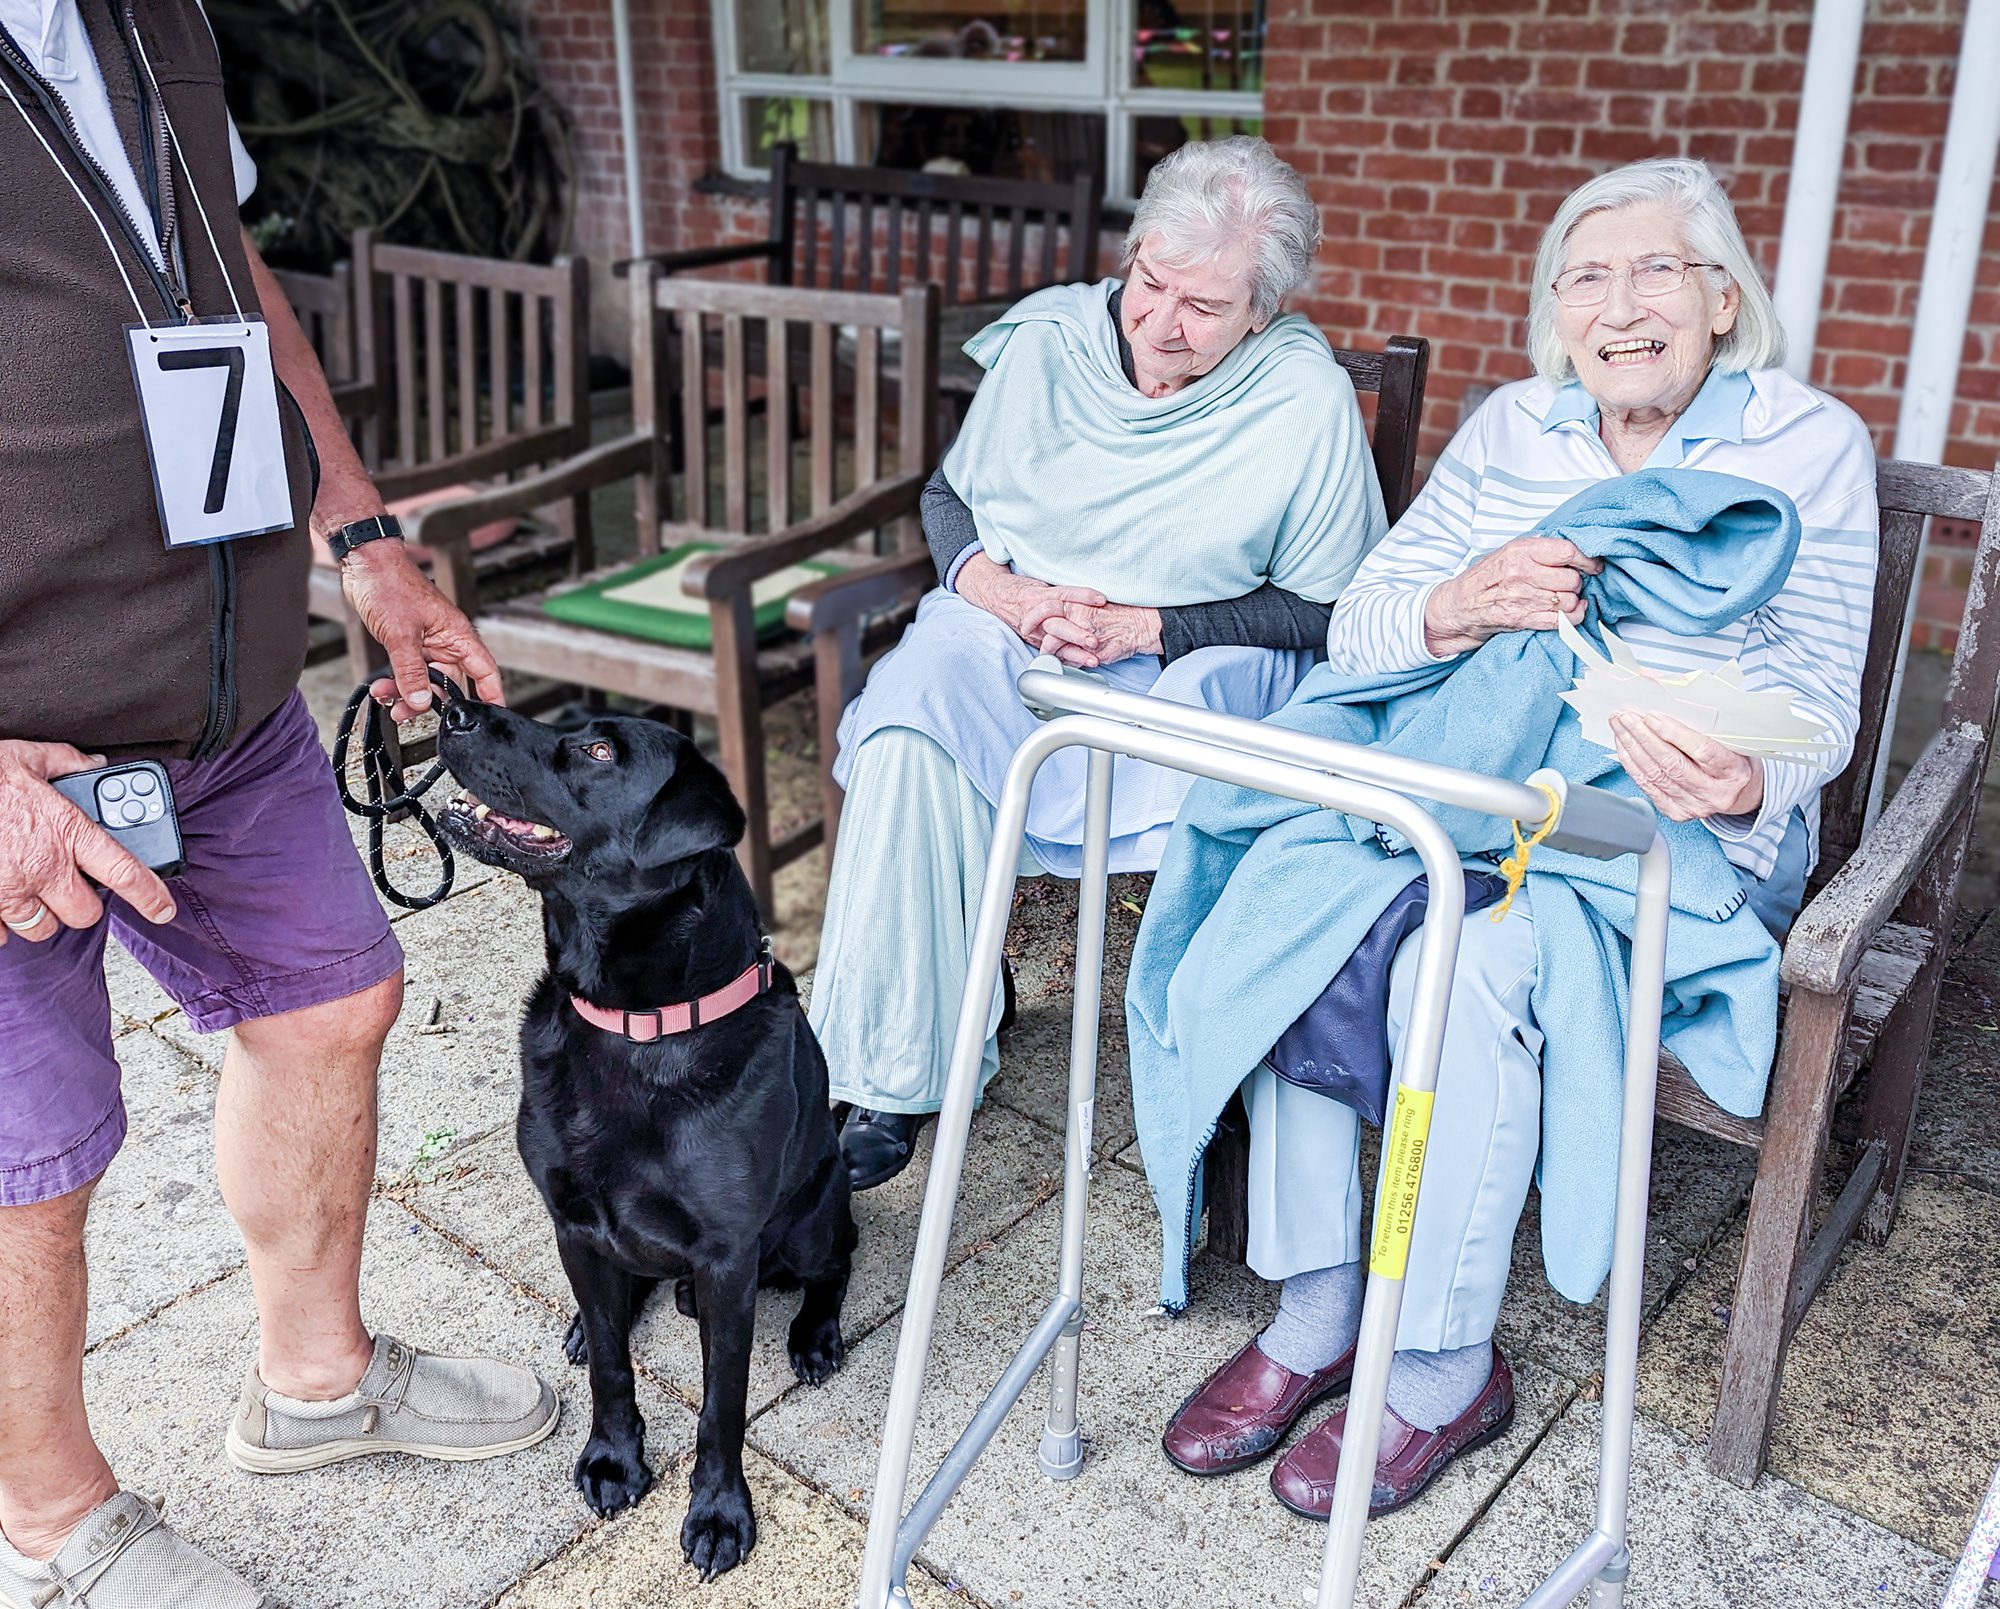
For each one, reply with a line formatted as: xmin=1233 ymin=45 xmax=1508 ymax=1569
xmin=1556 ymin=615 xmax=1837 ymax=759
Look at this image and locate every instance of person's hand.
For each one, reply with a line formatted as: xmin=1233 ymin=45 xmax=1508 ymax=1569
xmin=1022 ymin=598 xmax=1164 ymax=668
xmin=1422 ymin=536 xmax=1604 ymax=656
xmin=954 ymin=552 xmax=1108 ymax=649
xmin=1610 ymin=711 xmax=1763 ymax=821
xmin=0 ymin=741 xmax=177 ymax=945
xmin=340 ymin=542 xmax=505 ymax=721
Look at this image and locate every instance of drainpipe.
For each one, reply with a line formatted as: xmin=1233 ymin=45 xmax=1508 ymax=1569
xmin=1868 ymin=0 xmax=2000 ymax=827
xmin=611 ymin=0 xmax=647 ymax=258
xmin=1771 ymin=0 xmax=1866 ymax=380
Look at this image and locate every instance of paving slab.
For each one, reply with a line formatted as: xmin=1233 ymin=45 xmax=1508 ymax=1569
xmin=1634 ymin=1176 xmax=2000 ymax=1561
xmin=1494 ymin=1126 xmax=1756 ymax=1385
xmin=153 ymin=872 xmax=543 ymax=1178
xmin=496 ymin=1446 xmax=962 ymax=1608
xmin=753 ymin=1162 xmax=1571 ymax=1609
xmin=103 ymin=936 xmax=179 ymax=1032
xmin=1907 ymin=1020 xmax=2000 ymax=1196
xmin=1426 ymin=1400 xmax=1954 ymax=1607
xmin=405 ymin=1100 xmax=1066 ymax=1422
xmin=83 ymin=1029 xmax=243 ymax=1347
xmin=83 ymin=1202 xmax=694 ymax=1609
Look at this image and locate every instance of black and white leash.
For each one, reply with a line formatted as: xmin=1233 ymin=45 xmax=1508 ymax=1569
xmin=331 ymin=668 xmax=457 ymax=911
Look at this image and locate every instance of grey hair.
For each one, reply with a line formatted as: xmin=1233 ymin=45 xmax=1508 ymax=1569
xmin=1526 ymin=157 xmax=1785 ymax=384
xmin=1120 ymin=136 xmax=1321 ymax=325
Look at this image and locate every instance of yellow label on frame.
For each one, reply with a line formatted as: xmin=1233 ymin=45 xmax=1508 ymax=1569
xmin=1369 ymin=1086 xmax=1437 ymax=1281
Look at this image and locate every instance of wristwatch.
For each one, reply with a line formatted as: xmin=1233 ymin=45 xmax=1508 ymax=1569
xmin=325 ymin=513 xmax=405 ymax=565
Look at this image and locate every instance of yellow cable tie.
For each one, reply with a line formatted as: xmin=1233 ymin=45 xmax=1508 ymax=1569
xmin=1490 ymin=781 xmax=1562 ymax=922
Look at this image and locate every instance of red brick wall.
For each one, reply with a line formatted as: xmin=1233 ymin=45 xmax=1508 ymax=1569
xmin=526 ymin=0 xmax=2000 ymax=644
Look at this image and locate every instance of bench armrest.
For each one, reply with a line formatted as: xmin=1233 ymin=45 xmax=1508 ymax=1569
xmin=681 ymin=472 xmax=926 ymax=600
xmin=328 ymin=379 xmax=378 ymax=421
xmin=1781 ymin=725 xmax=1985 ymax=994
xmin=400 ymin=432 xmax=654 ymax=549
xmin=784 ymin=549 xmax=936 ymax=635
xmin=611 ymin=240 xmax=783 ymax=279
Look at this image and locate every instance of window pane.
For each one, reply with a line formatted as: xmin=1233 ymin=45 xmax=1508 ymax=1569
xmin=1131 ymin=0 xmax=1264 ymax=95
xmin=737 ymin=0 xmax=830 ymax=74
xmin=1131 ymin=113 xmax=1262 ymax=197
xmin=743 ymin=97 xmax=837 ymax=168
xmin=855 ymin=0 xmax=1087 ymax=63
xmin=861 ymin=102 xmax=1105 ymax=184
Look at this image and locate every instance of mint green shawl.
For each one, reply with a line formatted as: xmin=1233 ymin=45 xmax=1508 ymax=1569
xmin=940 ymin=280 xmax=1386 ymax=607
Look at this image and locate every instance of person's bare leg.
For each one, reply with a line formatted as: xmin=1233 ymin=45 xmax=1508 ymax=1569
xmin=215 ymin=971 xmax=402 ymax=1400
xmin=0 ymin=1181 xmax=118 ymax=1559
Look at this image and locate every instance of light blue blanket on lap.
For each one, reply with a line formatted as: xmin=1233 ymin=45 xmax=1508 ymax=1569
xmin=1125 ymin=469 xmax=1806 ymax=1313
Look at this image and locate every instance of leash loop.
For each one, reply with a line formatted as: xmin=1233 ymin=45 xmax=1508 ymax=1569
xmin=1490 ymin=781 xmax=1562 ymax=922
xmin=332 ymin=668 xmax=457 ymax=911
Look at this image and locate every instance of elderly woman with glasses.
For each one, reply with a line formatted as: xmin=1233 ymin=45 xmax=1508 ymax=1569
xmin=1126 ymin=157 xmax=1879 ymax=1520
xmin=812 ymin=137 xmax=1388 ymax=1191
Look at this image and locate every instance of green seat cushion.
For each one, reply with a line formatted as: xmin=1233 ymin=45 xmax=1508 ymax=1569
xmin=539 ymin=543 xmax=842 ymax=650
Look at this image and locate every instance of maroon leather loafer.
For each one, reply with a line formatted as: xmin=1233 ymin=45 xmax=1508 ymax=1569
xmin=1269 ymin=1345 xmax=1515 ymax=1519
xmin=1162 ymin=1337 xmax=1356 ymax=1477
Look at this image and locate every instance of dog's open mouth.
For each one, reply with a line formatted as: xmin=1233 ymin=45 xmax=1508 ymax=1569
xmin=441 ymin=790 xmax=574 ymax=862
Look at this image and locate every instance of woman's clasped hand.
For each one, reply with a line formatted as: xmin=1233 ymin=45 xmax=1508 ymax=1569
xmin=954 ymin=550 xmax=1165 ymax=668
xmin=1420 ymin=535 xmax=1603 ymax=656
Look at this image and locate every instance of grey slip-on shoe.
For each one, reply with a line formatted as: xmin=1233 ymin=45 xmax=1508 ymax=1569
xmin=0 ymin=1492 xmax=272 ymax=1608
xmin=227 ymin=1332 xmax=559 ymax=1475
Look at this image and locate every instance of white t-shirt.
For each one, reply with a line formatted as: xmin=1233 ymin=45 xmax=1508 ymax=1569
xmin=0 ymin=0 xmax=255 ymax=273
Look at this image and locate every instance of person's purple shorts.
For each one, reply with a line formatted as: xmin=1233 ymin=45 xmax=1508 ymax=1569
xmin=0 ymin=691 xmax=404 ymax=1206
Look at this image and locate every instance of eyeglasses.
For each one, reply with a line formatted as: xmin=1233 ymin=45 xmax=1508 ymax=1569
xmin=1551 ymin=256 xmax=1724 ymax=308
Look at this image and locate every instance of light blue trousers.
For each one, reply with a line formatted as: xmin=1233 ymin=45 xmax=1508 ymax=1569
xmin=811 ymin=728 xmax=1046 ymax=1114
xmin=1244 ymin=894 xmax=1542 ymax=1354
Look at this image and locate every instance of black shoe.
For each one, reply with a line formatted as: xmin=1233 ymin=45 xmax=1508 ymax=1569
xmin=840 ymin=1106 xmax=933 ymax=1191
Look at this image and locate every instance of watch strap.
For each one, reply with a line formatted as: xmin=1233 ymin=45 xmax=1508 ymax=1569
xmin=326 ymin=514 xmax=405 ymax=564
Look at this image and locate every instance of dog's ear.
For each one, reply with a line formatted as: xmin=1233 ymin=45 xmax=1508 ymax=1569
xmin=635 ymin=750 xmax=747 ymax=866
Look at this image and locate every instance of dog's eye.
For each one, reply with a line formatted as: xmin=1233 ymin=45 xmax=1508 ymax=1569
xmin=583 ymin=740 xmax=615 ymax=764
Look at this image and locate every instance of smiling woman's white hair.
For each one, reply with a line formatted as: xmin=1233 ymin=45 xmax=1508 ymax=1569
xmin=1526 ymin=157 xmax=1784 ymax=384
xmin=1120 ymin=136 xmax=1321 ymax=325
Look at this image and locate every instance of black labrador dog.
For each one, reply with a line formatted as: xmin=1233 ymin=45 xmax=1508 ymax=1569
xmin=435 ymin=694 xmax=854 ymax=1580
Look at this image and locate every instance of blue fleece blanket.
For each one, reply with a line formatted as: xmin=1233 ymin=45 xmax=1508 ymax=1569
xmin=1124 ymin=469 xmax=1805 ymax=1313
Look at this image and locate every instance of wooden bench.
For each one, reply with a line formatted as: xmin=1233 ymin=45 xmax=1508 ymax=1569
xmin=297 ymin=233 xmax=593 ymax=685
xmin=785 ymin=333 xmax=1432 ymax=862
xmin=384 ymin=269 xmax=942 ymax=922
xmin=1206 ymin=455 xmax=2000 ymax=1487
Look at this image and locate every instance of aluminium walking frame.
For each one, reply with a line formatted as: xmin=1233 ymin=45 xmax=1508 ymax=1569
xmin=854 ymin=656 xmax=1671 ymax=1609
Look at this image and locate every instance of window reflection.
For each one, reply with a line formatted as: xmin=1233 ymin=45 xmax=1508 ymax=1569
xmin=862 ymin=102 xmax=1105 ymax=185
xmin=1131 ymin=0 xmax=1264 ymax=94
xmin=855 ymin=0 xmax=1088 ymax=63
xmin=744 ymin=98 xmax=837 ymax=168
xmin=736 ymin=0 xmax=830 ymax=74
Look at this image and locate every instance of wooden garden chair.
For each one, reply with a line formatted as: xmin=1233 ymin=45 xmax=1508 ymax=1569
xmin=389 ymin=268 xmax=941 ymax=921
xmin=269 ymin=259 xmax=373 ymax=422
xmin=785 ymin=333 xmax=1432 ymax=860
xmin=1202 ymin=454 xmax=2000 ymax=1487
xmin=300 ymin=231 xmax=594 ymax=684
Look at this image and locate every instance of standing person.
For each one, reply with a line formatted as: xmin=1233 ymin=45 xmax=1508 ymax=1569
xmin=0 ymin=4 xmax=556 ymax=1604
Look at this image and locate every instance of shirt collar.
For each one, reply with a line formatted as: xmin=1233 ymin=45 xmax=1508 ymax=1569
xmin=1538 ymin=366 xmax=1754 ymax=467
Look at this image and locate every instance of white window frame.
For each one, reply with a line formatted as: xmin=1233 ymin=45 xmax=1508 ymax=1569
xmin=711 ymin=0 xmax=1263 ymax=204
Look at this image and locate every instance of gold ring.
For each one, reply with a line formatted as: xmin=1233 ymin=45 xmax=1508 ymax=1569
xmin=3 ymin=904 xmax=52 ymax=934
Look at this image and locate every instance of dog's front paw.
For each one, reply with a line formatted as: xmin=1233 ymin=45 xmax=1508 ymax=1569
xmin=787 ymin=1308 xmax=845 ymax=1386
xmin=681 ymin=1476 xmax=756 ymax=1580
xmin=562 ymin=1313 xmax=588 ymax=1367
xmin=574 ymin=1434 xmax=653 ymax=1517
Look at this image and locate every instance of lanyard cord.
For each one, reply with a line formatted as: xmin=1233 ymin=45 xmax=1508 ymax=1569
xmin=0 ymin=68 xmax=153 ymax=326
xmin=127 ymin=18 xmax=244 ymax=327
xmin=331 ymin=668 xmax=459 ymax=912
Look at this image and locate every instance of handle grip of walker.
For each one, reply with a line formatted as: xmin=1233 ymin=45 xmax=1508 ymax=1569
xmin=1526 ymin=769 xmax=1658 ymax=862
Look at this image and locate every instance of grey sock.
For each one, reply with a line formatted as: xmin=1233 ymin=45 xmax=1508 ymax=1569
xmin=1386 ymin=1341 xmax=1493 ymax=1432
xmin=1254 ymin=1262 xmax=1364 ymax=1375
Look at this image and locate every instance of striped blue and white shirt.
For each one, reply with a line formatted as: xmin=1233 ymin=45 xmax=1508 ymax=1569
xmin=1326 ymin=365 xmax=1880 ymax=880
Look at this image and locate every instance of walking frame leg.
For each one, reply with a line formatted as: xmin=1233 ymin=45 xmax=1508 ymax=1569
xmin=853 ymin=744 xmax=1114 ymax=1609
xmin=1040 ymin=748 xmax=1114 ymax=1480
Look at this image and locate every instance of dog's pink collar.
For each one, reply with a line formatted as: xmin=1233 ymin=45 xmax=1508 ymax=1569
xmin=569 ymin=941 xmax=775 ymax=1041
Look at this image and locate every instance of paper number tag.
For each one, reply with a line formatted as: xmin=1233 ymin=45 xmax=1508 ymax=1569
xmin=126 ymin=318 xmax=292 ymax=548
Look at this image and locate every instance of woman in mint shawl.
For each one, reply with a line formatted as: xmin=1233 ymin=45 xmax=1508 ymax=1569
xmin=811 ymin=138 xmax=1389 ymax=1190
